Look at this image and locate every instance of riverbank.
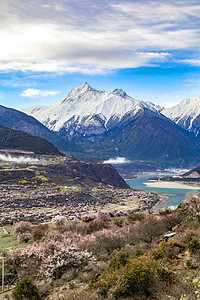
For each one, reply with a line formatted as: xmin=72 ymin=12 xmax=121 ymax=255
xmin=144 ymin=180 xmax=200 ymax=190
xmin=127 ymin=174 xmax=200 ymax=211
xmin=152 ymin=190 xmax=200 ymax=213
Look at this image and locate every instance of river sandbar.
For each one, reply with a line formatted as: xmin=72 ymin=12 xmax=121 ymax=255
xmin=144 ymin=181 xmax=200 ymax=190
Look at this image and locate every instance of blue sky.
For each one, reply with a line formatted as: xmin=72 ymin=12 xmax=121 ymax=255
xmin=1 ymin=0 xmax=200 ymax=109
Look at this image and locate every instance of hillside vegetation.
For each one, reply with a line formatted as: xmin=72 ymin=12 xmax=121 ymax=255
xmin=1 ymin=196 xmax=200 ymax=300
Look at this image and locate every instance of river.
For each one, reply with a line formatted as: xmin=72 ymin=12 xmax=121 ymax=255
xmin=126 ymin=174 xmax=200 ymax=209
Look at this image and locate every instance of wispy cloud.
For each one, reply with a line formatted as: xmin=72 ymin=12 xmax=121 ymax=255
xmin=181 ymin=59 xmax=200 ymax=66
xmin=21 ymin=88 xmax=57 ymax=97
xmin=0 ymin=0 xmax=200 ymax=74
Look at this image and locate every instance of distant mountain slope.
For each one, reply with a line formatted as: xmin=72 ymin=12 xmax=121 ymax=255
xmin=182 ymin=165 xmax=200 ymax=178
xmin=22 ymin=83 xmax=200 ymax=167
xmin=76 ymin=108 xmax=200 ymax=167
xmin=0 ymin=125 xmax=61 ymax=155
xmin=162 ymin=97 xmax=200 ymax=139
xmin=0 ymin=105 xmax=89 ymax=159
xmin=42 ymin=157 xmax=130 ymax=188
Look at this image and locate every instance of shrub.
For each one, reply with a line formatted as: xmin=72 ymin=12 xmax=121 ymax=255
xmin=183 ymin=231 xmax=197 ymax=244
xmin=188 ymin=238 xmax=200 ymax=254
xmin=157 ymin=267 xmax=175 ymax=284
xmin=109 ymin=248 xmax=130 ymax=269
xmin=17 ymin=233 xmax=32 ymax=243
xmin=136 ymin=216 xmax=166 ymax=243
xmin=133 ymin=247 xmax=145 ymax=258
xmin=95 ymin=248 xmax=131 ymax=289
xmin=186 ymin=259 xmax=198 ymax=270
xmin=38 ymin=282 xmax=51 ymax=298
xmin=18 ymin=180 xmax=29 ymax=184
xmin=162 ymin=212 xmax=182 ymax=231
xmin=113 ymin=218 xmax=124 ymax=227
xmin=55 ymin=220 xmax=78 ymax=233
xmin=127 ymin=213 xmax=145 ymax=223
xmin=113 ymin=258 xmax=156 ymax=299
xmin=86 ymin=216 xmax=110 ymax=233
xmin=179 ymin=197 xmax=200 ymax=225
xmin=52 ymin=215 xmax=67 ymax=226
xmin=13 ymin=221 xmax=32 ymax=234
xmin=31 ymin=224 xmax=49 ymax=241
xmin=159 ymin=207 xmax=174 ymax=215
xmin=35 ymin=175 xmax=49 ymax=184
xmin=66 ymin=289 xmax=104 ymax=300
xmin=12 ymin=276 xmax=40 ymax=300
xmin=88 ymin=229 xmax=126 ymax=256
xmin=82 ymin=214 xmax=98 ymax=223
xmin=153 ymin=240 xmax=186 ymax=260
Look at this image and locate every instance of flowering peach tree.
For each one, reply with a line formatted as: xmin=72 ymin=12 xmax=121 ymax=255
xmin=13 ymin=221 xmax=32 ymax=234
xmin=9 ymin=231 xmax=92 ymax=279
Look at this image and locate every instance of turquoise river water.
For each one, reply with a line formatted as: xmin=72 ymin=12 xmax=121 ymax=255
xmin=126 ymin=175 xmax=200 ymax=209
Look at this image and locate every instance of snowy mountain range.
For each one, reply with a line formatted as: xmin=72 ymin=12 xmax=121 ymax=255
xmin=162 ymin=97 xmax=200 ymax=138
xmin=23 ymin=82 xmax=163 ymax=136
xmin=21 ymin=82 xmax=200 ymax=167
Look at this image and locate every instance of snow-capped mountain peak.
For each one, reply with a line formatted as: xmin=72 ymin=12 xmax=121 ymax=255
xmin=22 ymin=83 xmax=162 ymax=133
xmin=61 ymin=82 xmax=93 ymax=103
xmin=162 ymin=97 xmax=200 ymax=136
xmin=163 ymin=97 xmax=200 ymax=120
xmin=112 ymin=88 xmax=127 ymax=98
xmin=73 ymin=81 xmax=93 ymax=93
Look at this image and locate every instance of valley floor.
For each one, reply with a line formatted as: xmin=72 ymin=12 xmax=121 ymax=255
xmin=0 ymin=183 xmax=159 ymax=227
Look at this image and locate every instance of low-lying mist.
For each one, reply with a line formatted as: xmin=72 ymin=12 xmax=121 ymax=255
xmin=0 ymin=153 xmax=41 ymax=163
xmin=103 ymin=157 xmax=131 ymax=164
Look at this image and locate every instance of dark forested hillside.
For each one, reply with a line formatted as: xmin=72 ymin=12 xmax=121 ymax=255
xmin=0 ymin=125 xmax=62 ymax=155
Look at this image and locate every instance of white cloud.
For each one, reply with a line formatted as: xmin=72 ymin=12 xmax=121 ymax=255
xmin=21 ymin=88 xmax=57 ymax=97
xmin=103 ymin=157 xmax=131 ymax=164
xmin=181 ymin=59 xmax=200 ymax=66
xmin=0 ymin=0 xmax=200 ymax=73
xmin=110 ymin=2 xmax=200 ymax=23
